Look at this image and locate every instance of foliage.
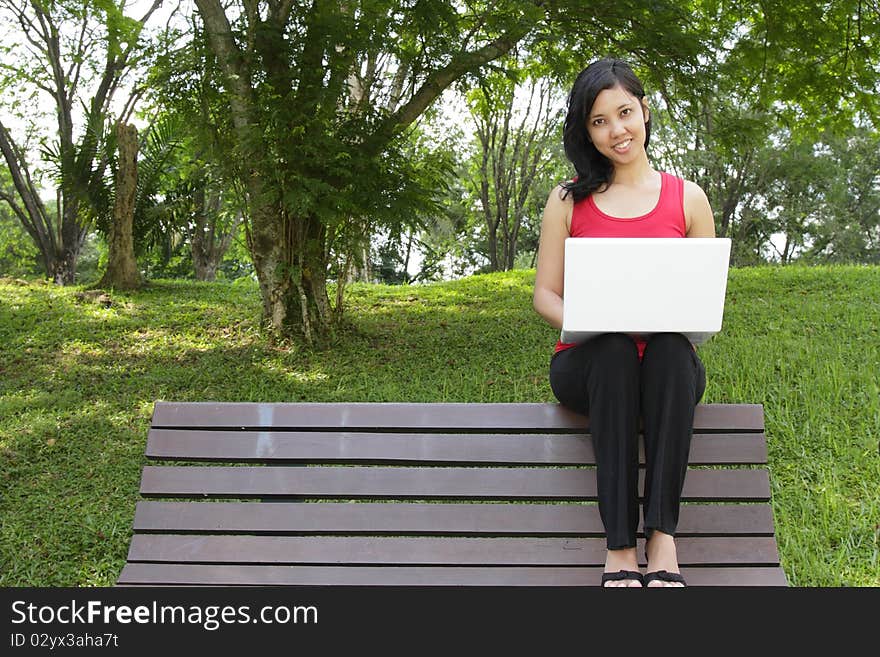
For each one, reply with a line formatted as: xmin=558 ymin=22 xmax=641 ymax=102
xmin=646 ymin=0 xmax=880 ymax=266
xmin=327 ymin=120 xmax=457 ymax=286
xmin=75 ymin=231 xmax=107 ymax=285
xmin=415 ymin=131 xmax=568 ymax=281
xmin=139 ymin=16 xmax=249 ymax=280
xmin=415 ymin=169 xmax=489 ymax=280
xmin=0 ymin=0 xmax=164 ymax=283
xmin=3 ymin=0 xmax=879 ymax=292
xmin=389 ymin=0 xmax=880 ymax=276
xmin=0 ymin=203 xmax=41 ymax=277
xmin=719 ymin=0 xmax=880 ymax=133
xmin=460 ymin=66 xmax=565 ymax=271
xmin=799 ymin=128 xmax=880 ymax=264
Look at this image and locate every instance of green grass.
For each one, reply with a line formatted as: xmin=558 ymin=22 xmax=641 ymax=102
xmin=1 ymin=266 xmax=878 ymax=586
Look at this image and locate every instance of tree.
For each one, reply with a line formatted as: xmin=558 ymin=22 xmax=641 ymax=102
xmin=0 ymin=189 xmax=40 ymax=277
xmin=97 ymin=121 xmax=141 ymax=288
xmin=189 ymin=186 xmax=242 ymax=282
xmin=647 ymin=0 xmax=880 ymax=265
xmin=188 ymin=0 xmax=714 ymax=342
xmin=465 ymin=68 xmax=563 ymax=271
xmin=800 ymin=128 xmax=880 ymax=264
xmin=188 ymin=0 xmax=536 ymax=342
xmin=0 ymin=0 xmax=163 ymax=284
xmin=77 ymin=109 xmax=188 ymax=285
xmin=157 ymin=160 xmax=245 ymax=282
xmin=142 ymin=16 xmax=251 ymax=283
xmin=412 ymin=170 xmax=484 ymax=281
xmin=0 ymin=166 xmax=39 ymax=276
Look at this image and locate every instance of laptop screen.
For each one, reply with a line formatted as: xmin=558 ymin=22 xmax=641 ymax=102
xmin=561 ymin=238 xmax=731 ymax=345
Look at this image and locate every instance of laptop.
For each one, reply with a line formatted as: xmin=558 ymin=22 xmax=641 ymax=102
xmin=561 ymin=238 xmax=731 ymax=345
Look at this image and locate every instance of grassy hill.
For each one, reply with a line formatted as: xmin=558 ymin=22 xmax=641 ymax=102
xmin=1 ymin=266 xmax=878 ymax=586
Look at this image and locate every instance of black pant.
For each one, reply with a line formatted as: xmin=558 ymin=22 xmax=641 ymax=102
xmin=549 ymin=333 xmax=706 ymax=550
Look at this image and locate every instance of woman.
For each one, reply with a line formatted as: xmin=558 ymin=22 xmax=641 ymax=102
xmin=533 ymin=58 xmax=716 ymax=587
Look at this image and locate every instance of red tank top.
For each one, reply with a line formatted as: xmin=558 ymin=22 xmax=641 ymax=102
xmin=554 ymin=171 xmax=687 ymax=359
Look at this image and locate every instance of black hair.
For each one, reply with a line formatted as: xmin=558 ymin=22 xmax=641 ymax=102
xmin=561 ymin=58 xmax=651 ymax=203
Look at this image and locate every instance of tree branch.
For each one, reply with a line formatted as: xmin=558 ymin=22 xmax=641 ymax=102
xmin=13 ymin=2 xmax=49 ymax=56
xmin=242 ymin=0 xmax=260 ymax=54
xmin=276 ymin=0 xmax=297 ymax=24
xmin=136 ymin=0 xmax=164 ymax=25
xmin=291 ymin=0 xmax=332 ymax=120
xmin=193 ymin=0 xmax=255 ymax=134
xmin=65 ymin=11 xmax=88 ymax=85
xmin=0 ymin=118 xmax=53 ymax=249
xmin=0 ymin=189 xmax=39 ymax=239
xmin=367 ymin=18 xmax=534 ymax=154
xmin=31 ymin=2 xmax=75 ymax=152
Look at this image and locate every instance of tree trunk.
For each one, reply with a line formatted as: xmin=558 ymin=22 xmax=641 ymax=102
xmin=191 ymin=193 xmax=217 ymax=280
xmin=402 ymin=228 xmax=414 ymax=283
xmin=192 ymin=247 xmax=218 ymax=281
xmin=486 ymin=223 xmax=499 ymax=271
xmin=348 ymin=242 xmax=371 ymax=282
xmin=98 ymin=123 xmax=142 ymax=290
xmin=191 ymin=187 xmax=237 ymax=282
xmin=249 ymin=205 xmax=330 ymax=344
xmin=48 ymin=249 xmax=78 ymax=285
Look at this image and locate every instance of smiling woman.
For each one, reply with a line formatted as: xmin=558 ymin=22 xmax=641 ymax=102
xmin=532 ymin=57 xmax=717 ymax=588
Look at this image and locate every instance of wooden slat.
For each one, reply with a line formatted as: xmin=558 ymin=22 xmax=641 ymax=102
xmin=146 ymin=430 xmax=767 ymax=465
xmin=126 ymin=535 xmax=779 ymax=566
xmin=132 ymin=501 xmax=776 ymax=536
xmin=139 ymin=466 xmax=771 ymax=502
xmin=117 ymin=563 xmax=788 ymax=587
xmin=151 ymin=402 xmax=765 ymax=433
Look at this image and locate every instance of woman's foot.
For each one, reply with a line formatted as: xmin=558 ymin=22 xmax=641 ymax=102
xmin=644 ymin=530 xmax=684 ymax=587
xmin=603 ymin=547 xmax=643 ymax=587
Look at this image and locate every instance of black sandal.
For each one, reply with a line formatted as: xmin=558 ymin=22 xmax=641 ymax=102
xmin=601 ymin=570 xmax=645 ymax=587
xmin=643 ymin=570 xmax=687 ymax=587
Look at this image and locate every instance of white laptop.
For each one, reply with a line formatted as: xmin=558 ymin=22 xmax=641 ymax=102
xmin=561 ymin=238 xmax=731 ymax=345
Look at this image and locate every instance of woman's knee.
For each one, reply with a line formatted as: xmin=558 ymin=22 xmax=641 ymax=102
xmin=643 ymin=332 xmax=692 ymax=362
xmin=642 ymin=333 xmax=704 ymax=395
xmin=592 ymin=333 xmax=640 ymax=368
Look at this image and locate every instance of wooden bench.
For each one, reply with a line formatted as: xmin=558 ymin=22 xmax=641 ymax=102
xmin=117 ymin=402 xmax=787 ymax=586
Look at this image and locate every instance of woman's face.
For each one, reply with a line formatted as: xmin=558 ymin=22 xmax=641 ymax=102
xmin=585 ymin=84 xmax=650 ymax=165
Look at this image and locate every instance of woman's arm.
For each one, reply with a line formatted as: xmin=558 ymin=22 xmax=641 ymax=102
xmin=683 ymin=180 xmax=716 ymax=238
xmin=533 ymin=185 xmax=572 ymax=330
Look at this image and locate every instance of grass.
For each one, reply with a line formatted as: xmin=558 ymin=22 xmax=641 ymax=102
xmin=0 ymin=266 xmax=878 ymax=586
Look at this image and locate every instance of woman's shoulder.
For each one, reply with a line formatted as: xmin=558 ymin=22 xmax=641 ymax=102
xmin=672 ymin=176 xmax=714 ymax=236
xmin=680 ymin=177 xmax=710 ymax=204
xmin=659 ymin=171 xmax=708 ymax=201
xmin=542 ymin=183 xmax=575 ymax=232
xmin=548 ymin=182 xmax=576 ymax=207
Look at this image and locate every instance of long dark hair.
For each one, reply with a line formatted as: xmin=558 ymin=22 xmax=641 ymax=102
xmin=561 ymin=58 xmax=651 ymax=202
